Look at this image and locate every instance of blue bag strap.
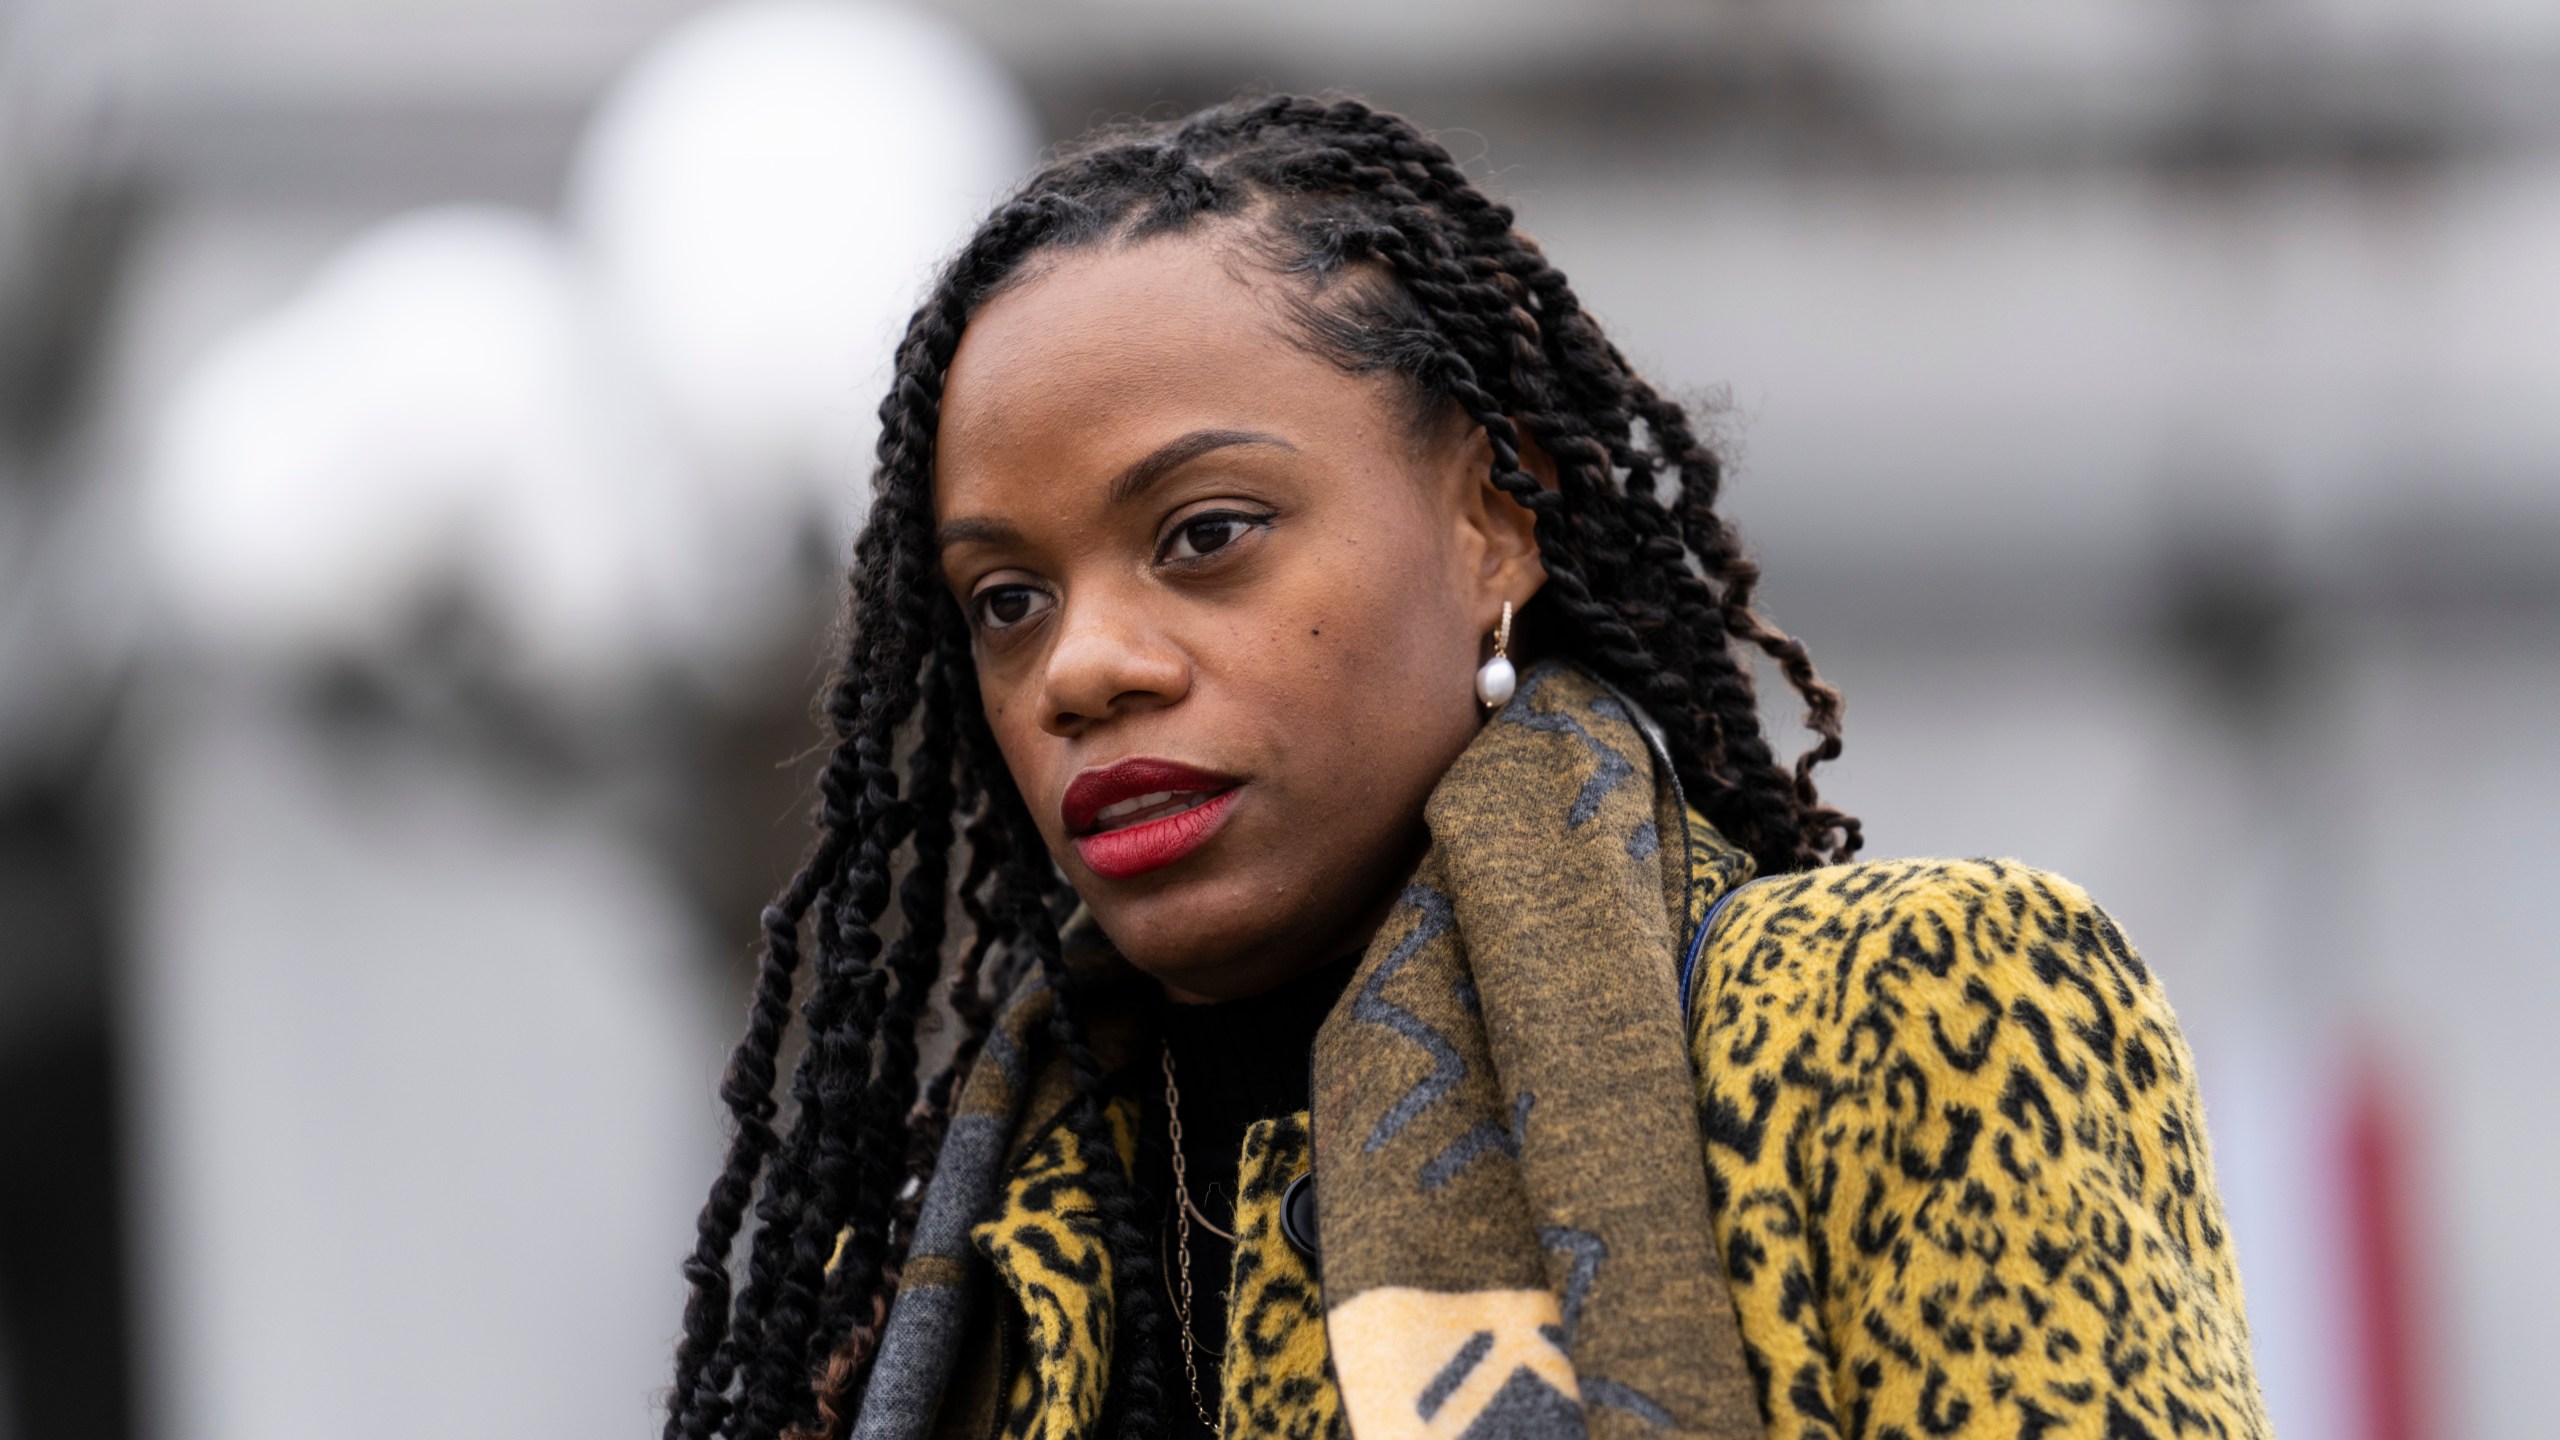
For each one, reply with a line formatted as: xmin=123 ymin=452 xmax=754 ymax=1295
xmin=1679 ymin=878 xmax=1766 ymax=1024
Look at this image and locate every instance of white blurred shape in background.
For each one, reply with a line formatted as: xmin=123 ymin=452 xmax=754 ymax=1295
xmin=132 ymin=693 xmax=723 ymax=1440
xmin=124 ymin=4 xmax=1037 ymax=1438
xmin=146 ymin=0 xmax=1041 ymax=691
xmin=144 ymin=207 xmax=700 ymax=688
xmin=572 ymin=0 xmax=1038 ymax=637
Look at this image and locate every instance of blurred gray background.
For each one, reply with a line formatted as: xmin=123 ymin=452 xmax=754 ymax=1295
xmin=1 ymin=2 xmax=2554 ymax=1439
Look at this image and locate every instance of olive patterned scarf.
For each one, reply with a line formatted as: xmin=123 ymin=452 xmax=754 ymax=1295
xmin=1307 ymin=663 xmax=1760 ymax=1440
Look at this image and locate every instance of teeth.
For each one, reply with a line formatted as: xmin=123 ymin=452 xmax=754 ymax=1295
xmin=1093 ymin=790 xmax=1202 ymax=826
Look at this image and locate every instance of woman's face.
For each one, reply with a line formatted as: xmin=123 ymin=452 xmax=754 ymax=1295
xmin=934 ymin=235 xmax=1544 ymax=1001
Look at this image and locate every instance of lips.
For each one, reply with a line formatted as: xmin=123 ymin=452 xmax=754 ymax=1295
xmin=1063 ymin=757 xmax=1241 ymax=880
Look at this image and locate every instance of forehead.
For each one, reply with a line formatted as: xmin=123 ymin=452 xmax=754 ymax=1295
xmin=933 ymin=237 xmax=1391 ymax=507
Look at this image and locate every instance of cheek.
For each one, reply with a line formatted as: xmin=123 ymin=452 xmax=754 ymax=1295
xmin=1306 ymin=583 xmax=1466 ymax=691
xmin=979 ymin=688 xmax=1058 ymax=824
xmin=1333 ymin=515 xmax=1475 ymax=665
xmin=1240 ymin=527 xmax=1481 ymax=781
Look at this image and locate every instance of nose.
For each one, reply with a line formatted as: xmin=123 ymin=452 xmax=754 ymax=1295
xmin=1037 ymin=592 xmax=1189 ymax=738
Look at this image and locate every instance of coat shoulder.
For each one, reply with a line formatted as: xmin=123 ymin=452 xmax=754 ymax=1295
xmin=1696 ymin=856 xmax=2167 ymax=1062
xmin=1685 ymin=857 xmax=2269 ymax=1440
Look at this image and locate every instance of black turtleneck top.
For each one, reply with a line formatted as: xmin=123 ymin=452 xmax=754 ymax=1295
xmin=1139 ymin=954 xmax=1361 ymax=1440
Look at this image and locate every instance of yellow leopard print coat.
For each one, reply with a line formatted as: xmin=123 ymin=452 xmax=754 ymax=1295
xmin=952 ymin=854 xmax=2267 ymax=1440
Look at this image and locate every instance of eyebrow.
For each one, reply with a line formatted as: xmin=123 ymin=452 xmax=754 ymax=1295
xmin=934 ymin=515 xmax=1024 ymax=550
xmin=1107 ymin=428 xmax=1295 ymax=507
xmin=934 ymin=427 xmax=1296 ymax=552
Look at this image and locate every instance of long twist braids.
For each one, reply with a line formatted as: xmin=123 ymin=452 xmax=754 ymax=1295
xmin=667 ymin=93 xmax=1859 ymax=1440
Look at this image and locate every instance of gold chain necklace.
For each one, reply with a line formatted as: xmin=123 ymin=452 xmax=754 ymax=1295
xmin=1161 ymin=1044 xmax=1234 ymax=1433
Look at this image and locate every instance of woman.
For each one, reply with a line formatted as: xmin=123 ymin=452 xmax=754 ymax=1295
xmin=665 ymin=96 xmax=2269 ymax=1440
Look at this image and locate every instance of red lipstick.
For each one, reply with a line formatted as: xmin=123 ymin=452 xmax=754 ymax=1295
xmin=1063 ymin=757 xmax=1241 ymax=880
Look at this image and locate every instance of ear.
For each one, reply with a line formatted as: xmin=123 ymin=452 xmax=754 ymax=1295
xmin=1448 ymin=419 xmax=1551 ymax=626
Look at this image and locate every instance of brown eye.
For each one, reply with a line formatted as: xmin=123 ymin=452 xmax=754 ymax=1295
xmin=972 ymin=584 xmax=1053 ymax=632
xmin=1161 ymin=511 xmax=1264 ymax=563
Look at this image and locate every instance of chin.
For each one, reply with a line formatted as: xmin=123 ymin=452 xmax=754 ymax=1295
xmin=1085 ymin=869 xmax=1329 ymax=1000
xmin=1090 ymin=886 xmax=1267 ymax=980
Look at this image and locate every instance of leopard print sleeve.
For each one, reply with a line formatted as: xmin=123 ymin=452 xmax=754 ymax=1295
xmin=1688 ymin=859 xmax=2271 ymax=1440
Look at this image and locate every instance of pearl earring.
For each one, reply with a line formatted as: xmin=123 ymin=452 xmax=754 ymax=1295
xmin=1475 ymin=601 xmax=1516 ymax=708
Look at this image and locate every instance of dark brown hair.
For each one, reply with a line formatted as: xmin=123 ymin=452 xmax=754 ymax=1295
xmin=664 ymin=94 xmax=1860 ymax=1440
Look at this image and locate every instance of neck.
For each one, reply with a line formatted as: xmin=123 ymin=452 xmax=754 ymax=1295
xmin=1155 ymin=949 xmax=1362 ymax=1120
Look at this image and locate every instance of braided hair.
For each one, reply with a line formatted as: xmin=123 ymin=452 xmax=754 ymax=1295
xmin=664 ymin=94 xmax=1861 ymax=1440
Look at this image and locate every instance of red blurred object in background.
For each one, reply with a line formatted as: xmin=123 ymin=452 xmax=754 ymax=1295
xmin=2344 ymin=1047 xmax=2434 ymax=1440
